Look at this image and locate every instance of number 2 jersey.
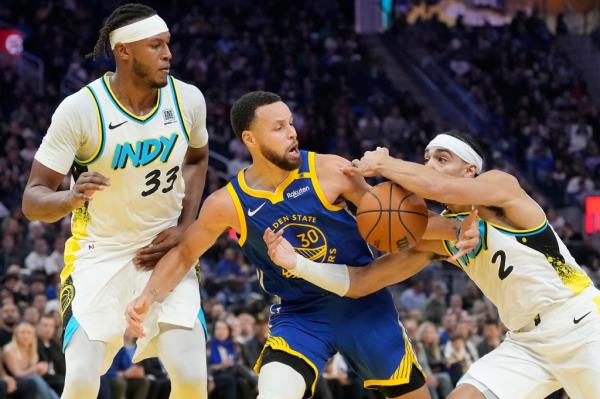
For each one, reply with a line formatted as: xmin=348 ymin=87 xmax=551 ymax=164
xmin=227 ymin=150 xmax=374 ymax=302
xmin=443 ymin=212 xmax=593 ymax=331
xmin=34 ymin=73 xmax=208 ymax=281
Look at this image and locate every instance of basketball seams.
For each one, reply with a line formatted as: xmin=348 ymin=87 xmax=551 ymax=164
xmin=398 ymin=193 xmax=417 ymax=244
xmin=361 ymin=189 xmax=383 ymax=244
xmin=356 ymin=209 xmax=428 ymax=218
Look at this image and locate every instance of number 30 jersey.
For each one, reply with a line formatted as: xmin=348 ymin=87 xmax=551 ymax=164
xmin=443 ymin=212 xmax=593 ymax=331
xmin=227 ymin=151 xmax=374 ymax=303
xmin=35 ymin=73 xmax=208 ymax=273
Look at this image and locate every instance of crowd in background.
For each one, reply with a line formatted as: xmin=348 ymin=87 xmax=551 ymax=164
xmin=0 ymin=1 xmax=599 ymax=398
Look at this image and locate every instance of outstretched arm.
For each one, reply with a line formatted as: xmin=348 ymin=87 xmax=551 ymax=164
xmin=264 ymin=211 xmax=480 ymax=298
xmin=345 ymin=147 xmax=523 ymax=207
xmin=126 ymin=188 xmax=237 ymax=337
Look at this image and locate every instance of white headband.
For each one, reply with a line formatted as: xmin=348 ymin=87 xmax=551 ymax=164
xmin=426 ymin=134 xmax=483 ymax=173
xmin=109 ymin=15 xmax=169 ymax=50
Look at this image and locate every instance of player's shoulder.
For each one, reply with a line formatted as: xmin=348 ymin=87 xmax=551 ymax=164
xmin=54 ymin=86 xmax=96 ymax=116
xmin=170 ymin=76 xmax=205 ymax=104
xmin=313 ymin=152 xmax=352 ymax=169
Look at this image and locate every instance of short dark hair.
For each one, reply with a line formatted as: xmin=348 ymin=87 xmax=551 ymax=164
xmin=87 ymin=3 xmax=158 ymax=60
xmin=444 ymin=130 xmax=485 ymax=160
xmin=229 ymin=91 xmax=282 ymax=139
xmin=484 ymin=318 xmax=500 ymax=327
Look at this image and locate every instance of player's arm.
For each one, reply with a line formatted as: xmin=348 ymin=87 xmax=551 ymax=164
xmin=22 ymin=93 xmax=109 ymax=223
xmin=126 ymin=187 xmax=237 ymax=337
xmin=22 ymin=161 xmax=110 ymax=223
xmin=315 ymin=153 xmax=460 ymax=241
xmin=346 ymin=147 xmax=523 ymax=207
xmin=179 ymin=145 xmax=209 ymax=229
xmin=264 ymin=212 xmax=479 ymax=298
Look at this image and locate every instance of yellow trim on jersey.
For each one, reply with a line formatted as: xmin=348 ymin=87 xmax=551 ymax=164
xmin=61 ymin=237 xmax=80 ymax=283
xmin=237 ymin=168 xmax=299 ymax=204
xmin=487 ymin=218 xmax=548 ymax=234
xmin=76 ymin=87 xmax=104 ymax=164
xmin=226 ymin=183 xmax=247 ymax=246
xmin=102 ymin=74 xmax=161 ymax=121
xmin=170 ymin=77 xmax=191 ymax=136
xmin=442 ymin=240 xmax=454 ymax=257
xmin=307 ymin=152 xmax=344 ymax=211
xmin=61 ymin=206 xmax=91 ymax=282
xmin=254 ymin=336 xmax=318 ymax=398
xmin=363 ymin=328 xmax=425 ymax=388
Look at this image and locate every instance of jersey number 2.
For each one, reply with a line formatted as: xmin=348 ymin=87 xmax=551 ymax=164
xmin=492 ymin=250 xmax=514 ymax=280
xmin=142 ymin=166 xmax=180 ymax=197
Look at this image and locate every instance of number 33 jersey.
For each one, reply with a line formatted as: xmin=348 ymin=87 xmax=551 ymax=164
xmin=35 ymin=73 xmax=208 ymax=255
xmin=442 ymin=212 xmax=593 ymax=331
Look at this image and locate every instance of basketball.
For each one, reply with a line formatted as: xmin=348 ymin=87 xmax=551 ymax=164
xmin=356 ymin=182 xmax=428 ymax=252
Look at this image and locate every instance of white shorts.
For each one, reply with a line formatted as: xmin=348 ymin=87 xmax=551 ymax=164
xmin=458 ymin=285 xmax=600 ymax=399
xmin=61 ymin=248 xmax=203 ymax=362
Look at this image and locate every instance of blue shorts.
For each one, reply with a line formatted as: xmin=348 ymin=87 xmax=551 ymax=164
xmin=254 ymin=289 xmax=423 ymax=397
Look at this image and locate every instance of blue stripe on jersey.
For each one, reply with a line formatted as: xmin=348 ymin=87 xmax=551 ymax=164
xmin=229 ymin=150 xmax=373 ymax=302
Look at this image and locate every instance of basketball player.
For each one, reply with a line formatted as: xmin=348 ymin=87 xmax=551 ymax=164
xmin=264 ymin=132 xmax=600 ymax=399
xmin=22 ymin=4 xmax=209 ymax=398
xmin=124 ymin=92 xmax=475 ymax=399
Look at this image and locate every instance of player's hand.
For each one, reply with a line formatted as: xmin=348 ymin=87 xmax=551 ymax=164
xmin=125 ymin=293 xmax=152 ymax=338
xmin=449 ymin=209 xmax=480 ymax=262
xmin=3 ymin=376 xmax=16 ymax=393
xmin=68 ymin=171 xmax=110 ymax=209
xmin=263 ymin=228 xmax=297 ymax=271
xmin=134 ymin=226 xmax=183 ymax=270
xmin=343 ymin=147 xmax=390 ymax=177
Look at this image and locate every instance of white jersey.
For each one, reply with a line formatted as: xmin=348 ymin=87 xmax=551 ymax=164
xmin=35 ymin=73 xmax=208 ymax=282
xmin=442 ymin=212 xmax=593 ymax=331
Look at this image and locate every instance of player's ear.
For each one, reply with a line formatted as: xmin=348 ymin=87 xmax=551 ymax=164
xmin=464 ymin=164 xmax=477 ymax=178
xmin=113 ymin=43 xmax=131 ymax=62
xmin=241 ymin=130 xmax=255 ymax=146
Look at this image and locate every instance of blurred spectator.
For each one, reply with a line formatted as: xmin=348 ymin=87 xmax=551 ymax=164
xmin=422 ymin=280 xmax=448 ymax=325
xmin=140 ymin=358 xmax=170 ymax=399
xmin=444 ymin=335 xmax=475 ymax=385
xmin=0 ymin=360 xmax=37 ymax=399
xmin=22 ymin=306 xmax=40 ymax=326
xmin=208 ymin=320 xmax=240 ymax=399
xmin=323 ymin=353 xmax=361 ymax=398
xmin=0 ymin=303 xmax=21 ymax=347
xmin=399 ymin=279 xmax=427 ymax=312
xmin=36 ymin=315 xmax=65 ymax=395
xmin=24 ymin=239 xmax=49 ymax=275
xmin=2 ymin=322 xmax=59 ymax=399
xmin=477 ymin=319 xmax=503 ymax=358
xmin=417 ymin=321 xmax=453 ymax=399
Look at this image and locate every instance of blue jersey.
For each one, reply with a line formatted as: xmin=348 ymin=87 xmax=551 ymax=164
xmin=227 ymin=150 xmax=373 ymax=302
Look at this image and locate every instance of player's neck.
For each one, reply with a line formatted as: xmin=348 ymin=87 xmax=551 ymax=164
xmin=245 ymin=162 xmax=293 ymax=193
xmin=108 ymin=71 xmax=158 ymax=116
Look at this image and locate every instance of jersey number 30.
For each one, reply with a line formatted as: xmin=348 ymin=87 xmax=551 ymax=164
xmin=142 ymin=166 xmax=180 ymax=197
xmin=492 ymin=250 xmax=514 ymax=280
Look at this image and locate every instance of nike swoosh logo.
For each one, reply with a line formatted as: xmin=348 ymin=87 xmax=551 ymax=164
xmin=108 ymin=120 xmax=128 ymax=130
xmin=247 ymin=202 xmax=266 ymax=217
xmin=573 ymin=311 xmax=591 ymax=324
